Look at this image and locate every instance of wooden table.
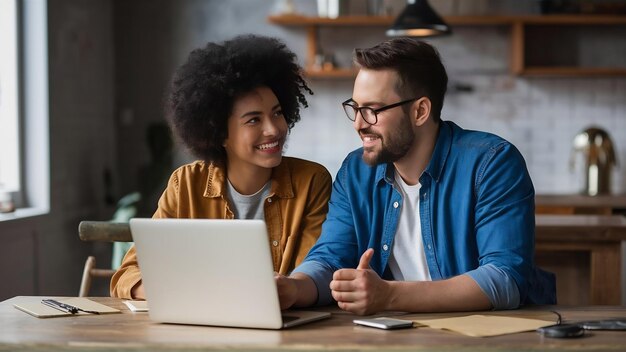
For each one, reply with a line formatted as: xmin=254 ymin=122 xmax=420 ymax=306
xmin=1 ymin=297 xmax=626 ymax=351
xmin=535 ymin=215 xmax=626 ymax=305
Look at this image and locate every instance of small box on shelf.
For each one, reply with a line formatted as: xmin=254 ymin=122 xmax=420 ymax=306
xmin=0 ymin=189 xmax=15 ymax=213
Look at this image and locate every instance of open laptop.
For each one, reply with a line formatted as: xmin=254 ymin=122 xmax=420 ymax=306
xmin=129 ymin=218 xmax=331 ymax=329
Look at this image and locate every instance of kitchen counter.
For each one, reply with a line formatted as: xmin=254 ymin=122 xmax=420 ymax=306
xmin=535 ymin=214 xmax=626 ymax=305
xmin=536 ymin=194 xmax=626 ymax=215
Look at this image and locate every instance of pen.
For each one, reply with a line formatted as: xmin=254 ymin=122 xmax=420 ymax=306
xmin=41 ymin=299 xmax=100 ymax=315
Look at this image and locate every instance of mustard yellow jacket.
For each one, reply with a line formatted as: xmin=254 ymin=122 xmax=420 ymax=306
xmin=110 ymin=157 xmax=332 ymax=299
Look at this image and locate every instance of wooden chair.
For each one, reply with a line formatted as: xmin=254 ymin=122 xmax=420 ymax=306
xmin=78 ymin=221 xmax=133 ymax=297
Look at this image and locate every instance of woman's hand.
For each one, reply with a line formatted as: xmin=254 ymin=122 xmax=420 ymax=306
xmin=274 ymin=272 xmax=298 ymax=310
xmin=131 ymin=282 xmax=146 ymax=300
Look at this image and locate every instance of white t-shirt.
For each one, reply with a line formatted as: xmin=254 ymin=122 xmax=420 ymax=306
xmin=387 ymin=172 xmax=432 ymax=281
xmin=226 ymin=180 xmax=271 ymax=220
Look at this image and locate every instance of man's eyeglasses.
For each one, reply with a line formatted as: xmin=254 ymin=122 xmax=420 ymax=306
xmin=342 ymin=98 xmax=418 ymax=125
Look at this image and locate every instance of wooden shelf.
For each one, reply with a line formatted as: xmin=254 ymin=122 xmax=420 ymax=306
xmin=269 ymin=14 xmax=626 ymax=78
xmin=268 ymin=14 xmax=517 ymax=26
xmin=268 ymin=14 xmax=626 ymax=26
xmin=513 ymin=18 xmax=626 ymax=76
xmin=520 ymin=67 xmax=626 ymax=77
xmin=516 ymin=14 xmax=626 ymax=25
xmin=268 ymin=14 xmax=396 ymax=26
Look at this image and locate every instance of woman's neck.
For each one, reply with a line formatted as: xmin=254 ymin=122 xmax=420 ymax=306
xmin=226 ymin=162 xmax=272 ymax=195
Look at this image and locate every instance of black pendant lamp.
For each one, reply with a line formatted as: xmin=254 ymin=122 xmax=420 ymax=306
xmin=386 ymin=0 xmax=451 ymax=37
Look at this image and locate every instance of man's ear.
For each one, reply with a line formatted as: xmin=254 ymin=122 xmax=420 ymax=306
xmin=412 ymin=97 xmax=431 ymax=126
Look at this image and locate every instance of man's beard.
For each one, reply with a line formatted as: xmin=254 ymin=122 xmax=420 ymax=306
xmin=361 ymin=114 xmax=414 ymax=166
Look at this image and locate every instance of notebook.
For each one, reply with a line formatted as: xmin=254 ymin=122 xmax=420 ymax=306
xmin=129 ymin=218 xmax=331 ymax=329
xmin=13 ymin=297 xmax=120 ymax=318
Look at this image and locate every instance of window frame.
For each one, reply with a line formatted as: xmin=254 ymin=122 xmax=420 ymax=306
xmin=0 ymin=0 xmax=50 ymax=221
xmin=0 ymin=0 xmax=22 ymax=205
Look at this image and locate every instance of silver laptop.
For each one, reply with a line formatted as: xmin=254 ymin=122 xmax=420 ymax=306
xmin=129 ymin=218 xmax=330 ymax=329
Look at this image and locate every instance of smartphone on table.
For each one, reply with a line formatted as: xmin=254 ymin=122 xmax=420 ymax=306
xmin=353 ymin=317 xmax=414 ymax=330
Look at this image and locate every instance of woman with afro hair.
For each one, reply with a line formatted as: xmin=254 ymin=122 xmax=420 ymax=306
xmin=111 ymin=35 xmax=332 ymax=300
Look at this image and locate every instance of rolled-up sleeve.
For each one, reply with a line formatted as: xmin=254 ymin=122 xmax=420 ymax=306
xmin=465 ymin=264 xmax=520 ymax=309
xmin=472 ymin=141 xmax=535 ymax=307
xmin=291 ymin=260 xmax=336 ymax=305
xmin=291 ymin=154 xmax=361 ymax=306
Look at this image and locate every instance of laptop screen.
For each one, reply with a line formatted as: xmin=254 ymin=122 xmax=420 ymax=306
xmin=130 ymin=218 xmax=286 ymax=329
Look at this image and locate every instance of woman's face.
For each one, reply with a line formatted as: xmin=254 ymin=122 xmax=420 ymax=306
xmin=223 ymin=86 xmax=288 ymax=173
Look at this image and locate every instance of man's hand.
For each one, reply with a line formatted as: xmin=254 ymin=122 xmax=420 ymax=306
xmin=330 ymin=248 xmax=391 ymax=315
xmin=275 ymin=272 xmax=298 ymax=310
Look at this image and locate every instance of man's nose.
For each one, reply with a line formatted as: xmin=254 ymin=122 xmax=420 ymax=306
xmin=353 ymin=110 xmax=369 ymax=131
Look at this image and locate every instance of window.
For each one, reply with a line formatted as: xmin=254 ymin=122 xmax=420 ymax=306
xmin=0 ymin=0 xmax=49 ymax=218
xmin=0 ymin=0 xmax=20 ymax=195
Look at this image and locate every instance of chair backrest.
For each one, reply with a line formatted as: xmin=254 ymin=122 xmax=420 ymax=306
xmin=78 ymin=221 xmax=133 ymax=242
xmin=78 ymin=221 xmax=133 ymax=296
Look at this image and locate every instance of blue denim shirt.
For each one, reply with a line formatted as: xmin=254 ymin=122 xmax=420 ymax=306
xmin=293 ymin=121 xmax=556 ymax=309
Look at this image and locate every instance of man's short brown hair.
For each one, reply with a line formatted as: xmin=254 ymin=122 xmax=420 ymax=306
xmin=354 ymin=38 xmax=448 ymax=122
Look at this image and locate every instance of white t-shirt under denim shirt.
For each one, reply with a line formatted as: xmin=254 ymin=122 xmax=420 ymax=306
xmin=226 ymin=180 xmax=271 ymax=220
xmin=388 ymin=171 xmax=432 ymax=282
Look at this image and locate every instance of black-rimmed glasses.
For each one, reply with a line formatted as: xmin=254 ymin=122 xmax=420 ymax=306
xmin=342 ymin=98 xmax=418 ymax=125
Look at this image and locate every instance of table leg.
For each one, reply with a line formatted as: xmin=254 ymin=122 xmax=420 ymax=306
xmin=590 ymin=244 xmax=622 ymax=305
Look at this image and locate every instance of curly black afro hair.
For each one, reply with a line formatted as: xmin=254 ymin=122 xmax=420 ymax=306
xmin=167 ymin=34 xmax=313 ymax=164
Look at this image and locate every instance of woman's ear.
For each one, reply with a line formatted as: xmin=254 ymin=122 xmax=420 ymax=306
xmin=413 ymin=97 xmax=431 ymax=126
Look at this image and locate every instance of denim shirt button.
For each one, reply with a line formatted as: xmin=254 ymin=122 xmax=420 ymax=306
xmin=422 ymin=193 xmax=427 ymax=199
xmin=383 ymin=244 xmax=389 ymax=251
xmin=393 ymin=201 xmax=399 ymax=209
xmin=427 ymin=244 xmax=432 ymax=250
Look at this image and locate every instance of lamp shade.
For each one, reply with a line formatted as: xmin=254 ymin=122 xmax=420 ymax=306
xmin=386 ymin=0 xmax=451 ymax=37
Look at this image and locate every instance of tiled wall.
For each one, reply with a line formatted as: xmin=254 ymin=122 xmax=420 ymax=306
xmin=448 ymin=77 xmax=626 ymax=194
xmin=287 ymin=76 xmax=626 ymax=194
xmin=285 ymin=29 xmax=626 ymax=195
xmin=114 ymin=0 xmax=626 ymax=196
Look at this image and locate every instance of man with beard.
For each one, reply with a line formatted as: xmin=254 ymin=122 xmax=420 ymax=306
xmin=275 ymin=38 xmax=556 ymax=315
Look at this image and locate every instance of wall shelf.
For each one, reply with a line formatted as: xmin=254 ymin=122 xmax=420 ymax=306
xmin=268 ymin=14 xmax=538 ymax=26
xmin=519 ymin=67 xmax=626 ymax=77
xmin=268 ymin=14 xmax=626 ymax=78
